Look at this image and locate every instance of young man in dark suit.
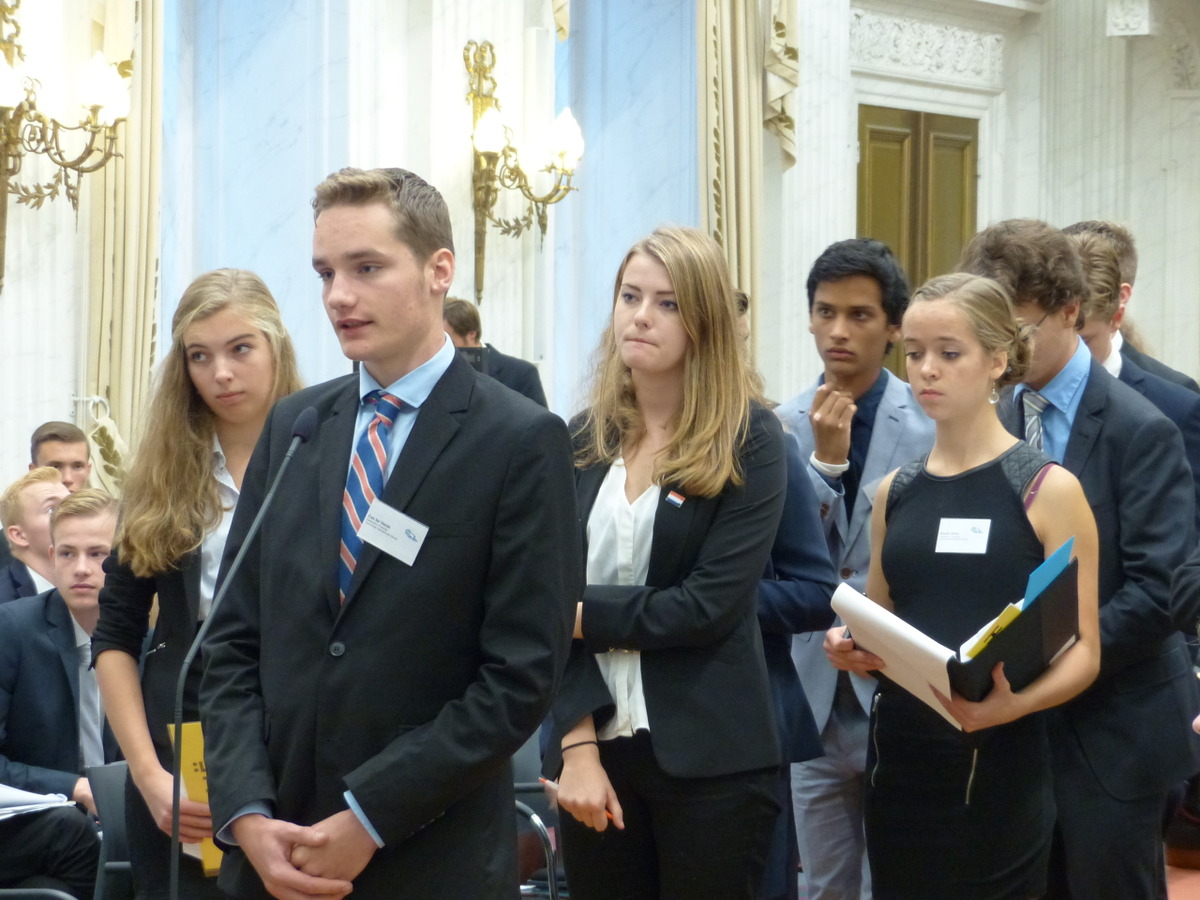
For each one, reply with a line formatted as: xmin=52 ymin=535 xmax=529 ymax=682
xmin=0 ymin=489 xmax=120 ymax=813
xmin=1068 ymin=228 xmax=1200 ymax=539
xmin=962 ymin=219 xmax=1199 ymax=899
xmin=1062 ymin=219 xmax=1200 ymax=393
xmin=29 ymin=421 xmax=94 ymax=493
xmin=443 ymin=296 xmax=548 ymax=407
xmin=0 ymin=467 xmax=69 ymax=604
xmin=200 ymin=167 xmax=581 ymax=899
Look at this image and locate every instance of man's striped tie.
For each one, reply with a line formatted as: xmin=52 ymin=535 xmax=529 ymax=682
xmin=1023 ymin=390 xmax=1049 ymax=451
xmin=339 ymin=390 xmax=402 ymax=602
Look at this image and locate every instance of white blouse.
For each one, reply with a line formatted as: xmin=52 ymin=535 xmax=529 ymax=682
xmin=586 ymin=459 xmax=658 ymax=740
xmin=197 ymin=435 xmax=240 ymax=621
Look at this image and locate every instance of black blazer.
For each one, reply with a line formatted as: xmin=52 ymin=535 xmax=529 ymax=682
xmin=1001 ymin=361 xmax=1199 ymax=799
xmin=93 ymin=550 xmax=204 ymax=770
xmin=1118 ymin=357 xmax=1200 ymax=538
xmin=485 ymin=344 xmax=548 ymax=407
xmin=0 ymin=590 xmax=120 ymax=796
xmin=1121 ymin=343 xmax=1200 ymax=394
xmin=0 ymin=558 xmax=36 ymax=605
xmin=549 ymin=405 xmax=787 ymax=779
xmin=200 ymin=356 xmax=581 ymax=899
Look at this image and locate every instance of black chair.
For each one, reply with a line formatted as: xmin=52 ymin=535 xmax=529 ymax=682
xmin=515 ymin=800 xmax=560 ymax=899
xmin=85 ymin=763 xmax=133 ymax=900
xmin=513 ymin=732 xmax=566 ymax=899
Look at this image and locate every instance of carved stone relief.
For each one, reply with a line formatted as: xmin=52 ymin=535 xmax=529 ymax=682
xmin=1167 ymin=15 xmax=1199 ymax=89
xmin=1107 ymin=0 xmax=1154 ymax=37
xmin=849 ymin=9 xmax=1003 ymax=90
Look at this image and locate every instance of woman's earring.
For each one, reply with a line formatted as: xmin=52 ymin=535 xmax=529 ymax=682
xmin=989 ymin=383 xmax=1000 ymax=405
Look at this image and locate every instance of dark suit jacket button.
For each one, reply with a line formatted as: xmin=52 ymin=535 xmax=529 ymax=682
xmin=329 ymin=641 xmax=346 ymax=657
xmin=840 ymin=567 xmax=853 ymax=579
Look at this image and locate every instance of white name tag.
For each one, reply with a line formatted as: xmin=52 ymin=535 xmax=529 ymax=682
xmin=358 ymin=498 xmax=429 ymax=566
xmin=935 ymin=518 xmax=991 ymax=554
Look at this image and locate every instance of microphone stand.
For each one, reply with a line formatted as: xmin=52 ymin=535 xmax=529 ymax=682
xmin=168 ymin=407 xmax=316 ymax=900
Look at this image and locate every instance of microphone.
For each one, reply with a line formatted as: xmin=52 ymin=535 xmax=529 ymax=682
xmin=169 ymin=406 xmax=317 ymax=900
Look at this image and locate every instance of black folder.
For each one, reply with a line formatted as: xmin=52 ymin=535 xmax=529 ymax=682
xmin=946 ymin=557 xmax=1079 ymax=702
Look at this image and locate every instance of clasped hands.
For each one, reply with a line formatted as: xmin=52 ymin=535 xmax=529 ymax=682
xmin=232 ymin=809 xmax=377 ymax=900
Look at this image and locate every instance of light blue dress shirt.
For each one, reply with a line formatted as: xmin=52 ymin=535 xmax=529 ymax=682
xmin=1014 ymin=336 xmax=1092 ymax=464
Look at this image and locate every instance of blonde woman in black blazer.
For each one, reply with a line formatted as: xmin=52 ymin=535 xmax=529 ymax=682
xmin=93 ymin=270 xmax=301 ymax=899
xmin=549 ymin=227 xmax=787 ymax=900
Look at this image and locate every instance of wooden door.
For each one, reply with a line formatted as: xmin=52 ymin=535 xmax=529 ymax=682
xmin=858 ymin=105 xmax=978 ymax=375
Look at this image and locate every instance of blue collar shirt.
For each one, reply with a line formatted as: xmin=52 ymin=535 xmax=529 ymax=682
xmin=350 ymin=335 xmax=456 ymax=481
xmin=1014 ymin=336 xmax=1092 ymax=464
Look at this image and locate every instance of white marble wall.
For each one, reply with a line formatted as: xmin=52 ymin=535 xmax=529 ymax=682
xmin=551 ymin=0 xmax=699 ymax=414
xmin=761 ymin=0 xmax=857 ymax=402
xmin=161 ymin=0 xmax=352 ymax=387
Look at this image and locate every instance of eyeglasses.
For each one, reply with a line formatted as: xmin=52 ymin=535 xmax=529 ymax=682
xmin=1026 ymin=311 xmax=1051 ymax=331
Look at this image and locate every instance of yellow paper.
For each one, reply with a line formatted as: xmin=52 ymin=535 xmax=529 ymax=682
xmin=167 ymin=721 xmax=222 ymax=877
xmin=961 ymin=602 xmax=1022 ymax=660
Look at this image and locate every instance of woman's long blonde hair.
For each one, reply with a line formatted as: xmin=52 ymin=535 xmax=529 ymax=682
xmin=575 ymin=226 xmax=763 ymax=497
xmin=116 ymin=269 xmax=302 ymax=576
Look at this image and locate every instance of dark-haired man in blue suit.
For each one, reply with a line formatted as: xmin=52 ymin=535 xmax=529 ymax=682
xmin=777 ymin=238 xmax=934 ymax=900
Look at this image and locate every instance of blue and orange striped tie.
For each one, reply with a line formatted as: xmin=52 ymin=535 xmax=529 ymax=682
xmin=339 ymin=390 xmax=402 ymax=602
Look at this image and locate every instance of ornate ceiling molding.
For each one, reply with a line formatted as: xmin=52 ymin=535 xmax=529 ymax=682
xmin=849 ymin=9 xmax=1004 ymax=91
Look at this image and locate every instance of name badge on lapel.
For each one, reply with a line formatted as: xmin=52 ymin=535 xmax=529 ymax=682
xmin=359 ymin=498 xmax=429 ymax=566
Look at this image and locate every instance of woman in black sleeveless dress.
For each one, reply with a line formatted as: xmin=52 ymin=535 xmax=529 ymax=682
xmin=824 ymin=273 xmax=1100 ymax=900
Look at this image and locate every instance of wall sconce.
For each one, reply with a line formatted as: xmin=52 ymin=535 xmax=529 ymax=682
xmin=465 ymin=39 xmax=583 ymax=303
xmin=0 ymin=1 xmax=130 ymax=292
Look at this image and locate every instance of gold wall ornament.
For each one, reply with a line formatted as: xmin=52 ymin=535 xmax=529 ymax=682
xmin=464 ymin=39 xmax=582 ymax=304
xmin=0 ymin=0 xmax=130 ymax=292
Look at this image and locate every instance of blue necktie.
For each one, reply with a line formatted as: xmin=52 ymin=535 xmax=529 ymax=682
xmin=339 ymin=390 xmax=402 ymax=602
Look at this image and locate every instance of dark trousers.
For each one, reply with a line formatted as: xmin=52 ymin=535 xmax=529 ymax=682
xmin=1045 ymin=716 xmax=1168 ymax=900
xmin=126 ymin=772 xmax=227 ymax=900
xmin=559 ymin=732 xmax=779 ymax=900
xmin=758 ymin=765 xmax=799 ymax=900
xmin=0 ymin=805 xmax=99 ymax=900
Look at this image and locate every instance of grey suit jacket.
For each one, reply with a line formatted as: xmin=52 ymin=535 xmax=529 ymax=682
xmin=1000 ymin=361 xmax=1199 ymax=799
xmin=777 ymin=370 xmax=935 ymax=728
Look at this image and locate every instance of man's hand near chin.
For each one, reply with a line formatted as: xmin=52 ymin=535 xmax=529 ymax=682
xmin=230 ymin=813 xmax=354 ymax=900
xmin=290 ymin=809 xmax=379 ymax=883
